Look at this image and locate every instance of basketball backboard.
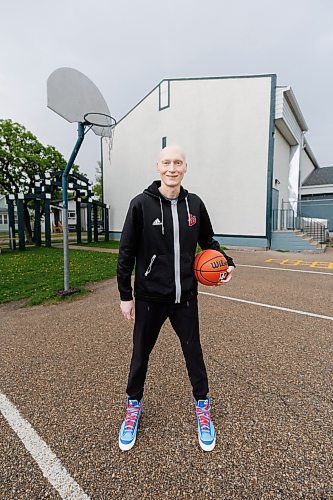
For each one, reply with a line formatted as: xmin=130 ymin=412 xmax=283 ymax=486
xmin=47 ymin=67 xmax=113 ymax=137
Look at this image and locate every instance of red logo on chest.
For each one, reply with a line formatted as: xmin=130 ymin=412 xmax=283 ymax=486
xmin=188 ymin=214 xmax=196 ymax=226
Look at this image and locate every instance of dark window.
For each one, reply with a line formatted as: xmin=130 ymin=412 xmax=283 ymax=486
xmin=159 ymin=81 xmax=170 ymax=110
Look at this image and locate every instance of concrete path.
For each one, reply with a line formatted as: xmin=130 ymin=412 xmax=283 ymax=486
xmin=53 ymin=243 xmax=119 ymax=253
xmin=1 ymin=250 xmax=332 ymax=498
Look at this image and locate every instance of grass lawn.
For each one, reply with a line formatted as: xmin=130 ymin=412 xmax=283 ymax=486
xmin=0 ymin=242 xmax=229 ymax=306
xmin=0 ymin=247 xmax=118 ymax=306
xmin=72 ymin=240 xmax=120 ymax=249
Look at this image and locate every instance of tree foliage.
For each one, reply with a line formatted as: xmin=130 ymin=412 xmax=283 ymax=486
xmin=0 ymin=119 xmax=67 ymax=194
xmin=0 ymin=119 xmax=71 ymax=242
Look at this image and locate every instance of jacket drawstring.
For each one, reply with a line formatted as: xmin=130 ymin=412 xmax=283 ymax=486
xmin=185 ymin=196 xmax=190 ymax=226
xmin=159 ymin=197 xmax=165 ymax=235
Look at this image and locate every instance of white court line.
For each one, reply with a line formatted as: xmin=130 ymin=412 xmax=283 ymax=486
xmin=237 ymin=264 xmax=333 ymax=276
xmin=199 ymin=292 xmax=333 ymax=322
xmin=0 ymin=392 xmax=90 ymax=500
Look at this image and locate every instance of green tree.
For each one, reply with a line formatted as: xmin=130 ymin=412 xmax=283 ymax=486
xmin=0 ymin=119 xmax=67 ymax=242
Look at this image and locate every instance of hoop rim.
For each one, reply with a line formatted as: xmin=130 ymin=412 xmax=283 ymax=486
xmin=83 ymin=112 xmax=116 ymax=128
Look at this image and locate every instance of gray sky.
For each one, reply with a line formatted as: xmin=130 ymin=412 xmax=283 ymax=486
xmin=1 ymin=0 xmax=333 ymax=182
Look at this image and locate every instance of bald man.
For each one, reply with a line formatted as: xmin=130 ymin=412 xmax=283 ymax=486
xmin=117 ymin=145 xmax=235 ymax=452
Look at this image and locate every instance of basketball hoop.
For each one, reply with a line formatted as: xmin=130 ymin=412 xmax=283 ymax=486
xmin=83 ymin=112 xmax=116 ymax=134
xmin=84 ymin=112 xmax=116 ymax=158
xmin=47 ymin=68 xmax=116 ymax=293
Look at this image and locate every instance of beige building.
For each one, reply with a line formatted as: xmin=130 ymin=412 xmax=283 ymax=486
xmin=103 ymin=74 xmax=319 ymax=249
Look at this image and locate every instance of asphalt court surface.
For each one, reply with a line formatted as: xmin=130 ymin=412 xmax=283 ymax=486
xmin=0 ymin=249 xmax=332 ymax=498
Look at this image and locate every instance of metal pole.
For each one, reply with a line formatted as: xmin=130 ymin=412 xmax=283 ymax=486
xmin=16 ymin=197 xmax=25 ymax=250
xmin=62 ymin=122 xmax=85 ymax=291
xmin=76 ymin=199 xmax=82 ymax=244
xmin=7 ymin=198 xmax=16 ymax=250
xmin=34 ymin=198 xmax=41 ymax=246
xmin=93 ymin=202 xmax=98 ymax=242
xmin=44 ymin=196 xmax=51 ymax=247
xmin=100 ymin=136 xmax=104 ymax=205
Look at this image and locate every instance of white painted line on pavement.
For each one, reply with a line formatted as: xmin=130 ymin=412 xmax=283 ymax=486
xmin=237 ymin=264 xmax=333 ymax=276
xmin=199 ymin=292 xmax=333 ymax=322
xmin=0 ymin=392 xmax=90 ymax=500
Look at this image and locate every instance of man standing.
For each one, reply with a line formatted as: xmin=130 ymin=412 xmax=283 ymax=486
xmin=117 ymin=145 xmax=235 ymax=452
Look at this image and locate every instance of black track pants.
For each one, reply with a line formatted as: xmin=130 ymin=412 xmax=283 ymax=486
xmin=126 ymin=297 xmax=209 ymax=401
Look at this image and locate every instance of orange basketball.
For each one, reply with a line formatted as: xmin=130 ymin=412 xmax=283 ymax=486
xmin=193 ymin=249 xmax=228 ymax=286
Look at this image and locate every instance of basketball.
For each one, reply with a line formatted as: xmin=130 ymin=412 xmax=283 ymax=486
xmin=193 ymin=249 xmax=229 ymax=286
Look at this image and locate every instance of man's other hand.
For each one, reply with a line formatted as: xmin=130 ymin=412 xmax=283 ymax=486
xmin=120 ymin=300 xmax=135 ymax=321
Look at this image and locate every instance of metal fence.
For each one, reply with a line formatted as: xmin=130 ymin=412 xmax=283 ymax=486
xmin=272 ymin=209 xmax=328 ymax=246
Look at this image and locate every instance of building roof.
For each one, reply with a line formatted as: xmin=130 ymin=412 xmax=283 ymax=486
xmin=279 ymin=86 xmax=308 ymax=131
xmin=302 ymin=166 xmax=333 ymax=186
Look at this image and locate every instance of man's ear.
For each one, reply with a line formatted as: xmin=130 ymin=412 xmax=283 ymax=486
xmin=185 ymin=162 xmax=188 ymax=172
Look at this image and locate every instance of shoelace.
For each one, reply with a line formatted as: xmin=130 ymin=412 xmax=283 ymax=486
xmin=196 ymin=404 xmax=211 ymax=433
xmin=124 ymin=404 xmax=141 ymax=433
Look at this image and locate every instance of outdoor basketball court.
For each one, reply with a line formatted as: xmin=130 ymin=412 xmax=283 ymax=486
xmin=1 ymin=249 xmax=332 ymax=498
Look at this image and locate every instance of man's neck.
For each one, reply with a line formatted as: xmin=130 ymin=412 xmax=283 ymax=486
xmin=158 ymin=185 xmax=181 ymax=199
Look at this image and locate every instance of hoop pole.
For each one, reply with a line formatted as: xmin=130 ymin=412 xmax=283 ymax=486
xmin=100 ymin=136 xmax=104 ymax=204
xmin=62 ymin=122 xmax=85 ymax=291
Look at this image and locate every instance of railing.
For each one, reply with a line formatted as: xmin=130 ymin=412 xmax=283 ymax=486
xmin=272 ymin=209 xmax=327 ymax=247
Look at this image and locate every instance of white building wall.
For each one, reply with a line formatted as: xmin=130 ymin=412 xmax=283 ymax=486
xmin=104 ymin=89 xmax=162 ymax=231
xmin=104 ymin=76 xmax=273 ymax=237
xmin=275 ymin=87 xmax=306 ymax=211
xmin=300 ymin=149 xmax=316 ymax=184
xmin=272 ymin=127 xmax=290 ymax=208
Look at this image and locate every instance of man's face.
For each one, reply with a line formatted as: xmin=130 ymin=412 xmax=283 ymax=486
xmin=157 ymin=147 xmax=187 ymax=189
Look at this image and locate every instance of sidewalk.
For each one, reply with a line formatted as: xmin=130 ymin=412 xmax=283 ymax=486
xmin=53 ymin=243 xmax=119 ymax=253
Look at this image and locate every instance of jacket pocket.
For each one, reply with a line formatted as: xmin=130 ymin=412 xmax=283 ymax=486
xmin=141 ymin=254 xmax=173 ymax=296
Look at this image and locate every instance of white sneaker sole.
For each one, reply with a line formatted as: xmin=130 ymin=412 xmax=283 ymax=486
xmin=198 ymin=436 xmax=216 ymax=452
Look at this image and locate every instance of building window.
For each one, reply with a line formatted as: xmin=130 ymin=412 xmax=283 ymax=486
xmin=68 ymin=211 xmax=76 ymax=219
xmin=0 ymin=214 xmax=8 ymax=224
xmin=159 ymin=80 xmax=170 ymax=110
xmin=162 ymin=136 xmax=167 ymax=148
xmin=0 ymin=214 xmax=8 ymax=225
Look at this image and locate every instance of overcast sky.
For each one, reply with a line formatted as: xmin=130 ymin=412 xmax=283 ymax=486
xmin=1 ymin=0 xmax=333 ymax=181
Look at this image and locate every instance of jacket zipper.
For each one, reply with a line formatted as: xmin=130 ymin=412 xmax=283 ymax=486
xmin=170 ymin=201 xmax=181 ymax=303
xmin=144 ymin=254 xmax=156 ymax=276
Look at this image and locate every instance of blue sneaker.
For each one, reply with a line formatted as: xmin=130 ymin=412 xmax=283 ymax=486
xmin=118 ymin=398 xmax=143 ymax=451
xmin=195 ymin=397 xmax=216 ymax=451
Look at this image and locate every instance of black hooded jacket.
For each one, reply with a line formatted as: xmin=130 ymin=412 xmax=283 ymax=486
xmin=117 ymin=181 xmax=235 ymax=303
